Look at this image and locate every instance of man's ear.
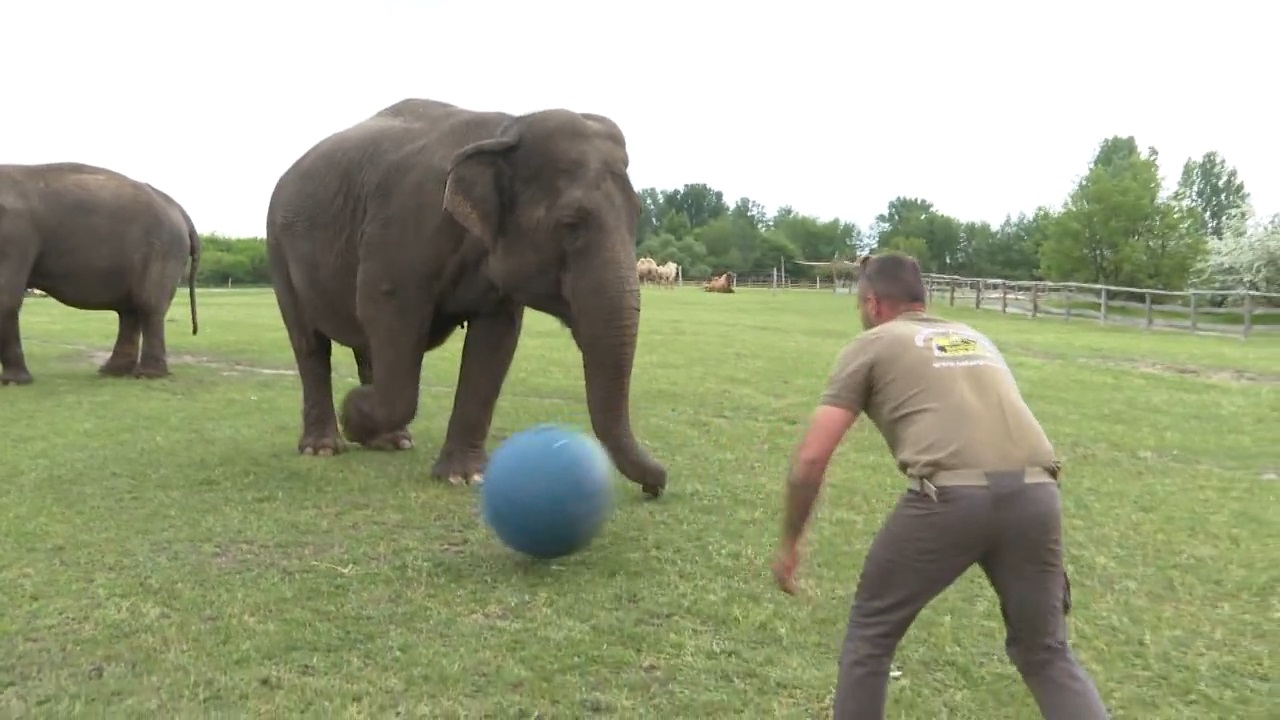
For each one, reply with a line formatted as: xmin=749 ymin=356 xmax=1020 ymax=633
xmin=443 ymin=136 xmax=517 ymax=248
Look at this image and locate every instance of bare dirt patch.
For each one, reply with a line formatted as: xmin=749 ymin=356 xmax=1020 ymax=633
xmin=1009 ymin=347 xmax=1277 ymax=384
xmin=79 ymin=347 xmax=297 ymax=376
xmin=1077 ymin=357 xmax=1279 ymax=384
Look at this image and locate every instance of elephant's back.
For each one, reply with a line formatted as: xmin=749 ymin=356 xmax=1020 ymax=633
xmin=0 ymin=162 xmax=155 ymax=210
xmin=3 ymin=163 xmax=178 ymax=242
xmin=276 ymin=99 xmax=511 ymax=187
xmin=12 ymin=164 xmax=189 ymax=300
xmin=267 ymin=99 xmax=512 ymax=241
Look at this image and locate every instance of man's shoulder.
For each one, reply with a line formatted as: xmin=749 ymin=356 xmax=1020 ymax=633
xmin=898 ymin=316 xmax=996 ymax=344
xmin=837 ymin=326 xmax=890 ymax=356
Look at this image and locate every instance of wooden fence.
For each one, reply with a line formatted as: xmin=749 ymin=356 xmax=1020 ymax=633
xmin=671 ymin=272 xmax=1280 ymax=338
xmin=916 ymin=274 xmax=1279 ymax=338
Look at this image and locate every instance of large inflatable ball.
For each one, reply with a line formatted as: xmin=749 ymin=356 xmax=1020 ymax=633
xmin=480 ymin=424 xmax=617 ymax=559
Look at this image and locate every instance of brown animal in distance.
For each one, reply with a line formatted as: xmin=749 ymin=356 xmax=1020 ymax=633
xmin=704 ymin=272 xmax=735 ymax=293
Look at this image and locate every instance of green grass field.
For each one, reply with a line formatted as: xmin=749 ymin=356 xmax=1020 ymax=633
xmin=3 ymin=288 xmax=1277 ymax=718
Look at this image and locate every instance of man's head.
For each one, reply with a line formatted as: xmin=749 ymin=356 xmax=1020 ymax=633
xmin=856 ymin=252 xmax=927 ymax=329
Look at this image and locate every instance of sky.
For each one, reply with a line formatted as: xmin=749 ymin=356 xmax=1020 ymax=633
xmin=3 ymin=1 xmax=1276 ymax=239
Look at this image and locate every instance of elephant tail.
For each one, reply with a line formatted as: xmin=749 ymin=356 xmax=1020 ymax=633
xmin=148 ymin=183 xmax=200 ymax=335
xmin=171 ymin=198 xmax=200 ymax=336
xmin=186 ymin=225 xmax=200 ymax=336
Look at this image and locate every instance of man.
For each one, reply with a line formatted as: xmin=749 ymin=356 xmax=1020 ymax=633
xmin=771 ymin=252 xmax=1108 ymax=720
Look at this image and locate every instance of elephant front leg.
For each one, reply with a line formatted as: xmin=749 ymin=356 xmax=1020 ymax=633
xmin=431 ymin=309 xmax=523 ymax=486
xmin=349 ymin=347 xmax=414 ymax=451
xmin=0 ymin=307 xmax=33 ymax=386
xmin=98 ymin=311 xmax=141 ymax=377
xmin=339 ymin=310 xmax=427 ymax=452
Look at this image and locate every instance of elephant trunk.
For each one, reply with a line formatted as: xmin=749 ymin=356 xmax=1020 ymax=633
xmin=568 ymin=258 xmax=667 ymax=497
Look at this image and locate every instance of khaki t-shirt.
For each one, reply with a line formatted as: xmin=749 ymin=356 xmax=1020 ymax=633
xmin=819 ymin=311 xmax=1058 ymax=479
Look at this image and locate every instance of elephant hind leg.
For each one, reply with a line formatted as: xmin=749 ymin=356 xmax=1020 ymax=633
xmin=353 ymin=348 xmax=373 ymax=385
xmin=99 ymin=310 xmax=142 ymax=377
xmin=0 ymin=306 xmax=33 ymax=386
xmin=0 ymin=238 xmax=35 ymax=385
xmin=133 ymin=304 xmax=173 ymax=379
xmin=293 ymin=329 xmax=346 ymax=455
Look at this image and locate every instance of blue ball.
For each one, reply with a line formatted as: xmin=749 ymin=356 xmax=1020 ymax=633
xmin=480 ymin=424 xmax=617 ymax=559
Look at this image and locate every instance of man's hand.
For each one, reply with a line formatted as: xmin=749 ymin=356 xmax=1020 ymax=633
xmin=773 ymin=405 xmax=857 ymax=597
xmin=771 ymin=541 xmax=803 ymax=595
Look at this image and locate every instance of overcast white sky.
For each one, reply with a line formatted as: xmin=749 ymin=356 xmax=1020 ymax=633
xmin=3 ymin=1 xmax=1275 ymax=239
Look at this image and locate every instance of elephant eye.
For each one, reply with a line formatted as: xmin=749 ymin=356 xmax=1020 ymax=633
xmin=560 ymin=208 xmax=590 ymax=229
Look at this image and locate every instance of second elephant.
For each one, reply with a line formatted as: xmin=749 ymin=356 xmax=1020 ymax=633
xmin=265 ymin=98 xmax=668 ymax=497
xmin=0 ymin=162 xmax=201 ymax=385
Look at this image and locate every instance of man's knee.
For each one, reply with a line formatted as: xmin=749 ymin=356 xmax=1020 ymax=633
xmin=840 ymin=610 xmax=908 ymax=670
xmin=840 ymin=634 xmax=893 ymax=667
xmin=1006 ymin=637 xmax=1074 ymax=675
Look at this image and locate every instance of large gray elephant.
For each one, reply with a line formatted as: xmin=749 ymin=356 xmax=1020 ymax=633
xmin=265 ymin=98 xmax=668 ymax=497
xmin=0 ymin=162 xmax=201 ymax=384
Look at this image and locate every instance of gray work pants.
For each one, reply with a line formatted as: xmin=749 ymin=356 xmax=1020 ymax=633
xmin=832 ymin=479 xmax=1109 ymax=719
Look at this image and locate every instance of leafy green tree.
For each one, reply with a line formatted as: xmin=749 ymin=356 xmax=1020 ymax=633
xmin=773 ymin=213 xmax=861 ymax=276
xmin=882 ymin=236 xmax=931 ymax=266
xmin=660 ymin=183 xmax=729 ymax=229
xmin=195 ymin=234 xmax=270 ymax=286
xmin=635 ymin=187 xmax=664 ymax=245
xmin=1039 ymin=136 xmax=1205 ymax=289
xmin=730 ymin=196 xmax=769 ymax=229
xmin=966 ymin=212 xmax=1046 ymax=280
xmin=1173 ymin=151 xmax=1250 ymax=243
xmin=871 ymin=197 xmax=963 ymax=273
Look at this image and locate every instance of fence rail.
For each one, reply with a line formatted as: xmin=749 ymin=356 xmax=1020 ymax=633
xmin=666 ymin=272 xmax=1280 ymax=338
xmin=916 ymin=274 xmax=1279 ymax=338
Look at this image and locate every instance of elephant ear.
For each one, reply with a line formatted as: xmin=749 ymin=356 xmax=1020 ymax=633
xmin=443 ymin=136 xmax=519 ymax=247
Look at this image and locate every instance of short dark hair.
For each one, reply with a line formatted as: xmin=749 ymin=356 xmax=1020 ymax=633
xmin=858 ymin=252 xmax=927 ymax=305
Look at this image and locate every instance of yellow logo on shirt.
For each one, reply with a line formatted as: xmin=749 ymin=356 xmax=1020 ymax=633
xmin=913 ymin=327 xmax=1007 ymax=369
xmin=931 ymin=334 xmax=981 ymax=357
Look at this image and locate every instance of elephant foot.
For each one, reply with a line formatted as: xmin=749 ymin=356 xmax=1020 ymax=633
xmin=97 ymin=360 xmax=138 ymax=377
xmin=132 ymin=364 xmax=171 ymax=380
xmin=430 ymin=447 xmax=486 ymax=487
xmin=0 ymin=369 xmax=34 ymax=386
xmin=339 ymin=386 xmax=414 ymax=450
xmin=363 ymin=429 xmax=414 ymax=452
xmin=299 ymin=433 xmax=346 ymax=457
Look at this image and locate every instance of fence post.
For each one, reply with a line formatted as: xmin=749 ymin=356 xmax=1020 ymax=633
xmin=975 ymin=280 xmax=984 ymax=310
xmin=1000 ymin=283 xmax=1008 ymax=313
xmin=1031 ymin=284 xmax=1040 ymax=318
xmin=771 ymin=267 xmax=777 ymax=291
xmin=1064 ymin=286 xmax=1073 ymax=321
xmin=677 ymin=265 xmax=683 ymax=287
xmin=816 ymin=276 xmax=821 ymax=291
xmin=1100 ymin=287 xmax=1109 ymax=324
xmin=949 ymin=280 xmax=956 ymax=307
xmin=1243 ymin=291 xmax=1253 ymax=338
xmin=1189 ymin=291 xmax=1198 ymax=332
xmin=1144 ymin=293 xmax=1153 ymax=329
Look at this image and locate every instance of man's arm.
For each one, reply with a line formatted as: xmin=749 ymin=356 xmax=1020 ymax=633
xmin=781 ymin=404 xmax=859 ymax=547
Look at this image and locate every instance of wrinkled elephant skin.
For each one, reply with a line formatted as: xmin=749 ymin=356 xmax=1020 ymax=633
xmin=266 ymin=98 xmax=668 ymax=497
xmin=0 ymin=163 xmax=201 ymax=384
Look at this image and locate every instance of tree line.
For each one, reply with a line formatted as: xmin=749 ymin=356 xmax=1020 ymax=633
xmin=195 ymin=135 xmax=1280 ymax=299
